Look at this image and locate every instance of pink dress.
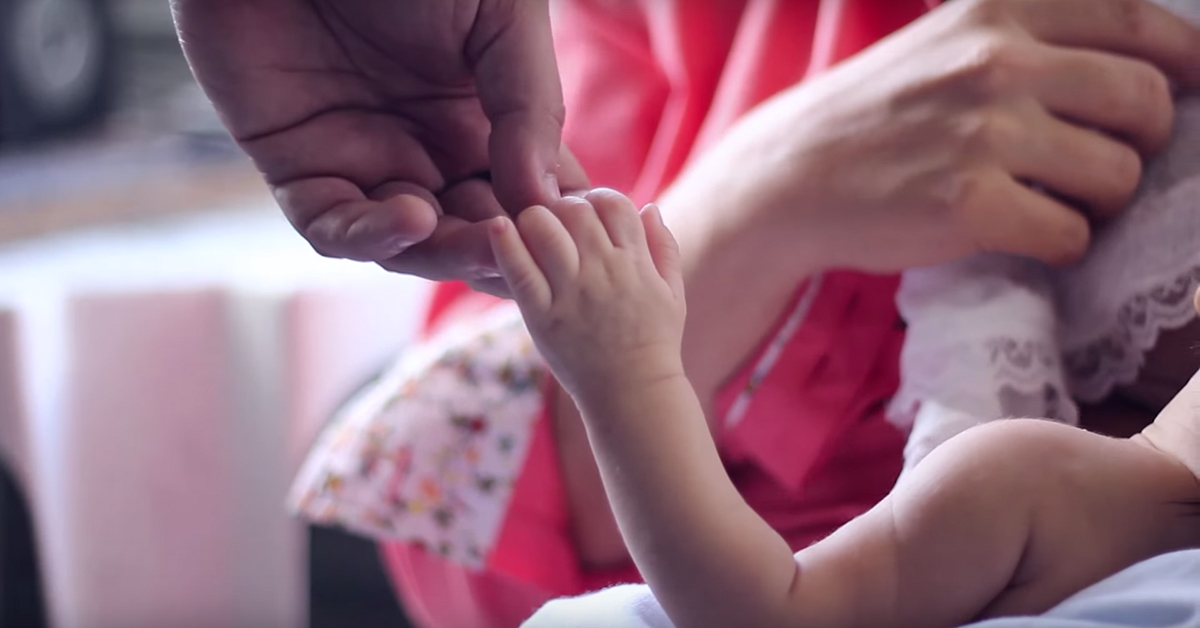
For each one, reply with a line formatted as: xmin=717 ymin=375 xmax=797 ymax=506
xmin=290 ymin=1 xmax=934 ymax=627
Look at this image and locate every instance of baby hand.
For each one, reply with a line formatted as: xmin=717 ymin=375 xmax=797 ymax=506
xmin=488 ymin=189 xmax=686 ymax=402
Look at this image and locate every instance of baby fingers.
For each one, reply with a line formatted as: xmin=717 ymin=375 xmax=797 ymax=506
xmin=550 ymin=196 xmax=614 ymax=256
xmin=489 ymin=215 xmax=551 ymax=308
xmin=586 ymin=188 xmax=649 ymax=251
xmin=640 ymin=204 xmax=685 ymax=300
xmin=491 ymin=205 xmax=582 ymax=307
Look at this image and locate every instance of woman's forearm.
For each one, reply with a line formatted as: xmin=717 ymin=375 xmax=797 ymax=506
xmin=657 ymin=125 xmax=823 ymax=420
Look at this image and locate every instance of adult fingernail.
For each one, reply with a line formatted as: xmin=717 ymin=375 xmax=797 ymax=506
xmin=542 ymin=173 xmax=561 ymax=202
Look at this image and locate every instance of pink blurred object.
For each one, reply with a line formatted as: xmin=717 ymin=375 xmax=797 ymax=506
xmin=0 ymin=206 xmax=429 ymax=628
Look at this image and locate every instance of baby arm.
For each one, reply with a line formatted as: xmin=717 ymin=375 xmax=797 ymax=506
xmin=490 ymin=190 xmax=810 ymax=627
xmin=489 ymin=190 xmax=1035 ymax=628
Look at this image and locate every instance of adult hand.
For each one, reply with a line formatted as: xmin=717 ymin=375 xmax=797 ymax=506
xmin=667 ymin=0 xmax=1200 ymax=276
xmin=172 ymin=0 xmax=589 ymax=291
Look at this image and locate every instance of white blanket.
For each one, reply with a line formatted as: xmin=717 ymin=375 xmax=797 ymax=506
xmin=523 ymin=551 xmax=1200 ymax=628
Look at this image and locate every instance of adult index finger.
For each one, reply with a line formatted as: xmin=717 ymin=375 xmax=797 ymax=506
xmin=1015 ymin=0 xmax=1200 ymax=88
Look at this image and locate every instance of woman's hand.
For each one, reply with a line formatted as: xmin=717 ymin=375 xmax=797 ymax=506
xmin=650 ymin=0 xmax=1200 ymax=421
xmin=667 ymin=0 xmax=1200 ymax=277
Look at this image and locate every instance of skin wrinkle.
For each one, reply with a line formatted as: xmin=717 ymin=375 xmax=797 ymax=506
xmin=242 ymin=2 xmax=482 ymax=151
xmin=319 ymin=0 xmax=479 ymax=87
xmin=464 ymin=1 xmax=512 ymax=70
xmin=316 ymin=0 xmax=388 ymax=72
xmin=235 ymin=103 xmax=393 ymax=146
xmin=249 ymin=99 xmax=496 ymax=194
xmin=254 ymin=136 xmax=445 ymax=194
xmin=1129 ymin=433 xmax=1200 ymax=520
xmin=467 ymin=1 xmax=566 ymax=132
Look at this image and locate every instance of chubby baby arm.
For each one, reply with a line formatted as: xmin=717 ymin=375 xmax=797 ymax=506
xmin=880 ymin=416 xmax=1200 ymax=624
xmin=491 ymin=190 xmax=822 ymax=628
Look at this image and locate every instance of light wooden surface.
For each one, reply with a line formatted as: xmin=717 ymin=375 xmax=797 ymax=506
xmin=0 ymin=154 xmax=269 ymax=245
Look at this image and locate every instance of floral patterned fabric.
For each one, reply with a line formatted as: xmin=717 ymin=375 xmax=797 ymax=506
xmin=289 ymin=303 xmax=546 ymax=567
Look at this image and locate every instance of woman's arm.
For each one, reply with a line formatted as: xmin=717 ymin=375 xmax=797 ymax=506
xmin=656 ymin=0 xmax=1200 ymax=412
xmin=553 ymin=0 xmax=1200 ymax=571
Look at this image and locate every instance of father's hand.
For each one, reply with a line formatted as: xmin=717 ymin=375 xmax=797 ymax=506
xmin=172 ymin=0 xmax=588 ymax=289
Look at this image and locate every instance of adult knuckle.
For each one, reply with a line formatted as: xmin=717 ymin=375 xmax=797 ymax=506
xmin=1052 ymin=220 xmax=1091 ymax=264
xmin=1035 ymin=210 xmax=1091 ymax=265
xmin=1106 ymin=0 xmax=1153 ymax=41
xmin=962 ymin=0 xmax=1015 ymax=26
xmin=956 ymin=108 xmax=1018 ymax=156
xmin=1107 ymin=144 xmax=1144 ymax=199
xmin=511 ymin=274 xmax=543 ymax=297
xmin=1132 ymin=65 xmax=1175 ymax=145
xmin=305 ymin=234 xmax=341 ymax=259
xmin=933 ymin=168 xmax=992 ymax=224
xmin=954 ymin=37 xmax=1024 ymax=97
xmin=1134 ymin=62 xmax=1172 ymax=104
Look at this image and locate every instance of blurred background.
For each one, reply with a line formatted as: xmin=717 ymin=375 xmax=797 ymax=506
xmin=0 ymin=1 xmax=425 ymax=626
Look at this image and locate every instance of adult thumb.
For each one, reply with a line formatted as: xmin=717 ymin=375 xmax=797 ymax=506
xmin=470 ymin=0 xmax=565 ymax=214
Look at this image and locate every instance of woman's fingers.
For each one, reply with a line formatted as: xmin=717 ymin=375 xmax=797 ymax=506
xmin=1015 ymin=0 xmax=1200 ymax=88
xmin=961 ymin=172 xmax=1091 ymax=266
xmin=1031 ymin=46 xmax=1174 ymax=154
xmin=489 ymin=217 xmax=550 ymax=307
xmin=1003 ymin=105 xmax=1143 ymax=220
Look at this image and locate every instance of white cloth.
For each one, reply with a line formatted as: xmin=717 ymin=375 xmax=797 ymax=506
xmin=523 ymin=551 xmax=1200 ymax=628
xmin=890 ymin=0 xmax=1200 ymax=470
xmin=522 ymin=584 xmax=674 ymax=628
